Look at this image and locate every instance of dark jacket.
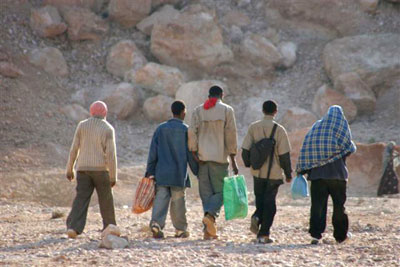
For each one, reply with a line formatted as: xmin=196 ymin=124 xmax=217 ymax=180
xmin=146 ymin=118 xmax=198 ymax=187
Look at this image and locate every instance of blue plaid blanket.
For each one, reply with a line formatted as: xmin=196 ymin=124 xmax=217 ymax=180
xmin=296 ymin=105 xmax=356 ymax=172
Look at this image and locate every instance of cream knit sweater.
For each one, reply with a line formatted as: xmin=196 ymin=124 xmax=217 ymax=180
xmin=66 ymin=117 xmax=117 ymax=182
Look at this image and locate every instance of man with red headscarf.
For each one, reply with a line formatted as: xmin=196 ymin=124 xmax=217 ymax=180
xmin=65 ymin=101 xmax=117 ymax=238
xmin=188 ymin=85 xmax=238 ymax=240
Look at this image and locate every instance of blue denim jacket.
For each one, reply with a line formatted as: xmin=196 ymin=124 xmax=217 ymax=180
xmin=146 ymin=118 xmax=198 ymax=188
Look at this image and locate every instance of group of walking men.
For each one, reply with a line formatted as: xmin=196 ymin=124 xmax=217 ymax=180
xmin=65 ymin=85 xmax=355 ymax=245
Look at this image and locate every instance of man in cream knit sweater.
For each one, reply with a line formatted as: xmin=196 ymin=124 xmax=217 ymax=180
xmin=65 ymin=101 xmax=117 ymax=239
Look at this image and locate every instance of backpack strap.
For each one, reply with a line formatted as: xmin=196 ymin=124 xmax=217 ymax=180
xmin=266 ymin=123 xmax=278 ymax=180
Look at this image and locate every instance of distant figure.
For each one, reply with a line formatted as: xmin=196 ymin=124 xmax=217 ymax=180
xmin=241 ymin=100 xmax=292 ymax=244
xmin=188 ymin=85 xmax=238 ymax=240
xmin=65 ymin=101 xmax=117 ymax=239
xmin=296 ymin=105 xmax=356 ymax=245
xmin=377 ymin=142 xmax=399 ymax=196
xmin=145 ymin=100 xmax=198 ymax=239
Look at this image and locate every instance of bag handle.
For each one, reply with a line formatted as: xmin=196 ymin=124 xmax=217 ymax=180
xmin=266 ymin=123 xmax=278 ymax=180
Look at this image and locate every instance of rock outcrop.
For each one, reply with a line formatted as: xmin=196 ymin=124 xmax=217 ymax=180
xmin=43 ymin=0 xmax=105 ymax=13
xmin=131 ymin=62 xmax=185 ymax=97
xmin=151 ymin=9 xmax=233 ymax=74
xmin=0 ymin=62 xmax=24 ymax=78
xmin=143 ymin=95 xmax=174 ymax=122
xmin=240 ymin=34 xmax=282 ymax=69
xmin=278 ymin=42 xmax=297 ymax=68
xmin=61 ymin=7 xmax=108 ymax=41
xmin=102 ymin=83 xmax=142 ymax=119
xmin=334 ymin=72 xmax=377 ymax=115
xmin=136 ymin=5 xmax=180 ymax=35
xmin=267 ymin=0 xmax=370 ymax=36
xmin=312 ymin=85 xmax=357 ymax=122
xmin=108 ymin=0 xmax=152 ymax=28
xmin=60 ymin=104 xmax=90 ymax=122
xmin=323 ymin=34 xmax=400 ymax=97
xmin=30 ymin=6 xmax=67 ymax=38
xmin=29 ymin=47 xmax=68 ymax=77
xmin=106 ymin=40 xmax=147 ymax=78
xmin=280 ymin=107 xmax=317 ymax=132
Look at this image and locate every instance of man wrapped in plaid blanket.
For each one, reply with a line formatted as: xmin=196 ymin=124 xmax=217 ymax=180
xmin=296 ymin=105 xmax=357 ymax=245
xmin=296 ymin=105 xmax=356 ymax=173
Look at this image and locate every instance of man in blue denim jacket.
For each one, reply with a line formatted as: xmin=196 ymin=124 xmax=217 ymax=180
xmin=145 ymin=100 xmax=198 ymax=238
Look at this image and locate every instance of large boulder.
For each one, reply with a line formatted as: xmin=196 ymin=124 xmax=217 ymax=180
xmin=29 ymin=47 xmax=68 ymax=77
xmin=221 ymin=10 xmax=251 ymax=27
xmin=267 ymin=0 xmax=370 ymax=36
xmin=30 ymin=6 xmax=67 ymax=38
xmin=280 ymin=107 xmax=317 ymax=132
xmin=61 ymin=7 xmax=108 ymax=41
xmin=358 ymin=0 xmax=379 ymax=13
xmin=240 ymin=34 xmax=282 ymax=69
xmin=136 ymin=5 xmax=180 ymax=36
xmin=241 ymin=97 xmax=266 ymax=126
xmin=152 ymin=0 xmax=182 ymax=8
xmin=312 ymin=85 xmax=357 ymax=122
xmin=334 ymin=72 xmax=376 ymax=115
xmin=0 ymin=62 xmax=24 ymax=78
xmin=151 ymin=10 xmax=233 ymax=74
xmin=102 ymin=83 xmax=142 ymax=120
xmin=108 ymin=0 xmax=152 ymax=28
xmin=60 ymin=104 xmax=90 ymax=122
xmin=175 ymin=80 xmax=227 ymax=124
xmin=346 ymin=143 xmax=386 ymax=196
xmin=143 ymin=95 xmax=174 ymax=122
xmin=323 ymin=34 xmax=400 ymax=96
xmin=278 ymin=42 xmax=297 ymax=68
xmin=130 ymin=62 xmax=185 ymax=97
xmin=43 ymin=0 xmax=105 ymax=13
xmin=106 ymin=40 xmax=147 ymax=78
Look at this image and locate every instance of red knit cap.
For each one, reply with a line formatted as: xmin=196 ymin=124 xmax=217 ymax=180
xmin=90 ymin=101 xmax=107 ymax=118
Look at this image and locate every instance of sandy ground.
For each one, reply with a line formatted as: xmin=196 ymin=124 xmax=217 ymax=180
xmin=1 ymin=186 xmax=399 ymax=267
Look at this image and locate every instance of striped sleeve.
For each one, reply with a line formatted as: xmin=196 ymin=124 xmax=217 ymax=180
xmin=105 ymin=127 xmax=117 ymax=183
xmin=66 ymin=122 xmax=81 ymax=176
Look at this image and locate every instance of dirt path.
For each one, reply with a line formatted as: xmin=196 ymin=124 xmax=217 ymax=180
xmin=1 ymin=193 xmax=399 ymax=266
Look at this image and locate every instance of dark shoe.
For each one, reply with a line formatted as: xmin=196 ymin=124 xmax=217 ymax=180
xmin=250 ymin=216 xmax=260 ymax=235
xmin=337 ymin=232 xmax=352 ymax=244
xmin=311 ymin=238 xmax=319 ymax=245
xmin=257 ymin=235 xmax=274 ymax=244
xmin=202 ymin=214 xmax=217 ymax=236
xmin=150 ymin=222 xmax=164 ymax=239
xmin=175 ymin=230 xmax=190 ymax=238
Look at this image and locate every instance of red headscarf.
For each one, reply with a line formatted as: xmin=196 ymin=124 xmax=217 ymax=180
xmin=204 ymin=97 xmax=218 ymax=110
xmin=90 ymin=101 xmax=107 ymax=118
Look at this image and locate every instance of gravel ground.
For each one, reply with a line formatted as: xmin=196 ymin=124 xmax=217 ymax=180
xmin=1 ymin=190 xmax=399 ymax=266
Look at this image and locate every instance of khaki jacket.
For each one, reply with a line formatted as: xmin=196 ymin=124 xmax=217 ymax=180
xmin=188 ymin=100 xmax=238 ymax=164
xmin=66 ymin=117 xmax=117 ymax=182
xmin=242 ymin=115 xmax=291 ymax=180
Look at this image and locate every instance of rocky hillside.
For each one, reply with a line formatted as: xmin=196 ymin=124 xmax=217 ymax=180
xmin=0 ymin=0 xmax=400 ymax=203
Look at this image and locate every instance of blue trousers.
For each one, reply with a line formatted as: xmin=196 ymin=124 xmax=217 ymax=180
xmin=150 ymin=186 xmax=187 ymax=231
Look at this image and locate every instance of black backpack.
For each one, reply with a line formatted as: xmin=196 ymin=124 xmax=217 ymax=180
xmin=250 ymin=124 xmax=278 ymax=176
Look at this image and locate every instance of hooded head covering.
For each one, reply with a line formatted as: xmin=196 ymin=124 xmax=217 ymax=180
xmin=90 ymin=101 xmax=107 ymax=118
xmin=296 ymin=105 xmax=356 ymax=172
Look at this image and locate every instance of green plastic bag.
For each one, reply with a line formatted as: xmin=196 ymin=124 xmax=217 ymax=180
xmin=223 ymin=175 xmax=248 ymax=221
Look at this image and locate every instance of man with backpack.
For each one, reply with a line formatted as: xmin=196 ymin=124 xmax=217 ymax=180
xmin=241 ymin=100 xmax=292 ymax=244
